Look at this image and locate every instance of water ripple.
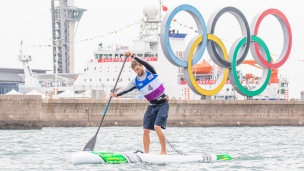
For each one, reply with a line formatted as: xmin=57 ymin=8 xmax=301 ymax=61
xmin=0 ymin=127 xmax=303 ymax=170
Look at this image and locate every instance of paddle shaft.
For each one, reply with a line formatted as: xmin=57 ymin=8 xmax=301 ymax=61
xmin=83 ymin=56 xmax=129 ymax=151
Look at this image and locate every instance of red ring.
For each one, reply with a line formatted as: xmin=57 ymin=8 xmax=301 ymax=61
xmin=253 ymin=9 xmax=292 ymax=68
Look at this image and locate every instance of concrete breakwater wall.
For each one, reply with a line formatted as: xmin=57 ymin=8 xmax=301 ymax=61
xmin=0 ymin=95 xmax=42 ymax=129
xmin=1 ymin=95 xmax=304 ymax=129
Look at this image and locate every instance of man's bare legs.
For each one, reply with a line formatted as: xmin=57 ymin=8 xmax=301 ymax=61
xmin=143 ymin=127 xmax=166 ymax=155
xmin=143 ymin=129 xmax=150 ymax=153
xmin=154 ymin=125 xmax=166 ymax=155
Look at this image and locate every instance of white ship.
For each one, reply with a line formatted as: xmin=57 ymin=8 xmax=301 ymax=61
xmin=19 ymin=1 xmax=289 ymax=100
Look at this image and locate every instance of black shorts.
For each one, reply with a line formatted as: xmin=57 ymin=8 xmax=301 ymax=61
xmin=143 ymin=101 xmax=169 ymax=130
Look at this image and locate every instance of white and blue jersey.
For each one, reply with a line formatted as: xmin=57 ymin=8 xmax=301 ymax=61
xmin=116 ymin=57 xmax=166 ymax=102
xmin=135 ymin=70 xmax=165 ymax=101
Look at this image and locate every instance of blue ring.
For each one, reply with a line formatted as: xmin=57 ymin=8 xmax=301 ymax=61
xmin=160 ymin=4 xmax=207 ymax=67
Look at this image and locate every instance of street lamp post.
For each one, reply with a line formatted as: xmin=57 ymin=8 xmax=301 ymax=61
xmin=193 ymin=65 xmax=196 ymax=100
xmin=55 ymin=53 xmax=58 ymax=95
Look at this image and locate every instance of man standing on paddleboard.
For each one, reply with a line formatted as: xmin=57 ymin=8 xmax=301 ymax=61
xmin=110 ymin=51 xmax=169 ymax=155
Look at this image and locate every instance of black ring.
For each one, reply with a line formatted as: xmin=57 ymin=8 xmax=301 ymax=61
xmin=207 ymin=7 xmax=250 ymax=68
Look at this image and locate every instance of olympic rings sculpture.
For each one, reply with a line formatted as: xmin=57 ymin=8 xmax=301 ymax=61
xmin=160 ymin=5 xmax=292 ymax=97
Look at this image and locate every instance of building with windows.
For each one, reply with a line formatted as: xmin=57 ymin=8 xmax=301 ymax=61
xmin=0 ymin=68 xmax=49 ymax=94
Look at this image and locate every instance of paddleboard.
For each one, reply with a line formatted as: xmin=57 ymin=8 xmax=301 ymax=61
xmin=71 ymin=151 xmax=232 ymax=164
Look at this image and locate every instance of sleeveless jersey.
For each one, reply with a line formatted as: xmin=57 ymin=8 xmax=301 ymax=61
xmin=135 ymin=70 xmax=165 ymax=101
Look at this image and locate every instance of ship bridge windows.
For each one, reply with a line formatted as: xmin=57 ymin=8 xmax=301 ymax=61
xmin=99 ymin=54 xmax=111 ymax=58
xmin=281 ymin=83 xmax=288 ymax=88
xmin=144 ymin=53 xmax=157 ymax=57
xmin=114 ymin=54 xmax=124 ymax=58
xmin=137 ymin=54 xmax=143 ymax=58
xmin=97 ymin=53 xmax=128 ymax=59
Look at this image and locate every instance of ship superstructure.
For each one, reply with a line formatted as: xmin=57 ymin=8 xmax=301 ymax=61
xmin=18 ymin=1 xmax=289 ymax=100
xmin=73 ymin=1 xmax=289 ymax=100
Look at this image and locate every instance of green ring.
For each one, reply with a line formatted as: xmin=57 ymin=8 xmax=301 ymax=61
xmin=231 ymin=35 xmax=272 ymax=96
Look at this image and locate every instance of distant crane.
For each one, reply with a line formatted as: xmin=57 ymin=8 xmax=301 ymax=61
xmin=242 ymin=60 xmax=279 ymax=84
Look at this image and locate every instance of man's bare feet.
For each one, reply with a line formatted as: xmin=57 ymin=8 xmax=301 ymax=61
xmin=160 ymin=152 xmax=167 ymax=155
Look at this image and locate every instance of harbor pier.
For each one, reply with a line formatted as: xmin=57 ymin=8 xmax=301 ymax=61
xmin=0 ymin=95 xmax=303 ymax=129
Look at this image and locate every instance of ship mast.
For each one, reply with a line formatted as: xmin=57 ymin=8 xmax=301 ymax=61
xmin=136 ymin=0 xmax=162 ymax=53
xmin=159 ymin=0 xmax=163 ymax=21
xmin=18 ymin=41 xmax=41 ymax=87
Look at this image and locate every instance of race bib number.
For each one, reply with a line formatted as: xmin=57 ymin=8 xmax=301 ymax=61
xmin=148 ymin=85 xmax=153 ymax=91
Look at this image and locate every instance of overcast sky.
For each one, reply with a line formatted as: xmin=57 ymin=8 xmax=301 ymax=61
xmin=0 ymin=0 xmax=303 ymax=98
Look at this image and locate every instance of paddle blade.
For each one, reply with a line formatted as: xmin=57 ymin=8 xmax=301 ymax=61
xmin=83 ymin=135 xmax=97 ymax=151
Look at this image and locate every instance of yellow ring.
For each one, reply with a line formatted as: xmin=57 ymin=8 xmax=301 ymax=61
xmin=187 ymin=34 xmax=229 ymax=96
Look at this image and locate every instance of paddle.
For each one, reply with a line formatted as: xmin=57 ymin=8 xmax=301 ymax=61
xmin=83 ymin=56 xmax=129 ymax=151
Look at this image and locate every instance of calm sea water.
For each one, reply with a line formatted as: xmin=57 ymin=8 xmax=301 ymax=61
xmin=1 ymin=127 xmax=303 ymax=171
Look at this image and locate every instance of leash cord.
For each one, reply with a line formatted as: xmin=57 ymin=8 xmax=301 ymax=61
xmin=165 ymin=138 xmax=188 ymax=156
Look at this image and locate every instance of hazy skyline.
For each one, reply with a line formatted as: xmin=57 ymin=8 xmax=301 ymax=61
xmin=0 ymin=0 xmax=303 ymax=98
